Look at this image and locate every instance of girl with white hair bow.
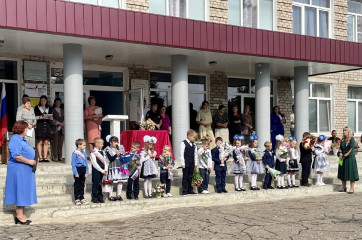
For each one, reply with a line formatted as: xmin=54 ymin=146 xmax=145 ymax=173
xmin=140 ymin=135 xmax=159 ymax=198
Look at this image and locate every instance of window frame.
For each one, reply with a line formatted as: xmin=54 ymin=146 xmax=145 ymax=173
xmin=66 ymin=0 xmax=126 ymax=9
xmin=347 ymin=85 xmax=362 ymax=133
xmin=292 ymin=0 xmax=332 ymax=38
xmin=309 ymin=82 xmax=333 ymax=134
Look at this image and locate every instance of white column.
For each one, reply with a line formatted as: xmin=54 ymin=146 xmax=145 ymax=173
xmin=63 ymin=44 xmax=84 ymax=164
xmin=171 ymin=55 xmax=189 ymax=160
xmin=255 ymin=63 xmax=270 ymax=149
xmin=294 ymin=66 xmax=309 ymax=142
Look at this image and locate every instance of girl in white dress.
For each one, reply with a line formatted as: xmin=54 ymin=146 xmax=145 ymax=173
xmin=313 ymin=135 xmax=330 ymax=186
xmin=140 ymin=135 xmax=159 ymax=198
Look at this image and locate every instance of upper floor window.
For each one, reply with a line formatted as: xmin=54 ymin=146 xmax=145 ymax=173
xmin=292 ymin=0 xmax=330 ymax=38
xmin=347 ymin=86 xmax=362 ymax=133
xmin=228 ymin=0 xmax=274 ymax=30
xmin=309 ymin=83 xmax=332 ymax=133
xmin=149 ymin=0 xmax=208 ymax=21
xmin=347 ymin=0 xmax=362 ymax=42
xmin=69 ymin=0 xmax=126 ymax=9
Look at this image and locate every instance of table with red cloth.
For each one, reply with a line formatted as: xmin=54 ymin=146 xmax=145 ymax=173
xmin=120 ymin=130 xmax=173 ymax=156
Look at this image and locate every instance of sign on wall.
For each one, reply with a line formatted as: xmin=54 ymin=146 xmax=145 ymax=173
xmin=24 ymin=83 xmax=47 ymax=97
xmin=23 ymin=60 xmax=47 ymax=82
xmin=131 ymin=79 xmax=149 ymax=104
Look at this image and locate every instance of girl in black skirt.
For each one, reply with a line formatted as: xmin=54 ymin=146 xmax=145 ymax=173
xmin=35 ymin=95 xmax=53 ymax=162
xmin=287 ymin=137 xmax=300 ymax=188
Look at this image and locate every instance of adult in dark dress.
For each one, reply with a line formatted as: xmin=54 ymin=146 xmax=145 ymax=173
xmin=300 ymin=132 xmax=314 ymax=187
xmin=34 ymin=95 xmax=53 ymax=162
xmin=270 ymin=106 xmax=285 ymax=149
xmin=338 ymin=126 xmax=359 ymax=194
xmin=228 ymin=104 xmax=242 ymax=143
xmin=146 ymin=103 xmax=162 ymax=130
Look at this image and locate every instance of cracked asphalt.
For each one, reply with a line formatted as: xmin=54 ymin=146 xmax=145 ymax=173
xmin=0 ymin=193 xmax=361 ymax=240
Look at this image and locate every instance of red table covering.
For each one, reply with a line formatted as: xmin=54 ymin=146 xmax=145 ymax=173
xmin=120 ymin=130 xmax=173 ymax=156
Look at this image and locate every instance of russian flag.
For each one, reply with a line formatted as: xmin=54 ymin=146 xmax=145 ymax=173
xmin=0 ymin=82 xmax=8 ymax=146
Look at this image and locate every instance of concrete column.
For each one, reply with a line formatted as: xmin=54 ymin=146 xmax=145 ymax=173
xmin=255 ymin=63 xmax=271 ymax=149
xmin=171 ymin=55 xmax=189 ymax=160
xmin=63 ymin=44 xmax=83 ymax=164
xmin=294 ymin=66 xmax=309 ymax=142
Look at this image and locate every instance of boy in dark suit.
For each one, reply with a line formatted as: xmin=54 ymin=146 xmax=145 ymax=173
xmin=180 ymin=129 xmax=198 ymax=196
xmin=262 ymin=141 xmax=275 ymax=189
xmin=212 ymin=137 xmax=228 ymax=193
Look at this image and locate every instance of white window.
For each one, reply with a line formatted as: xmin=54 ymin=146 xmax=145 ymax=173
xmin=309 ymin=83 xmax=332 ymax=134
xmin=68 ymin=0 xmax=126 ymax=9
xmin=347 ymin=0 xmax=362 ymax=42
xmin=149 ymin=0 xmax=209 ymax=21
xmin=228 ymin=78 xmax=275 ymax=121
xmin=150 ymin=72 xmax=207 ymax=110
xmin=348 ymin=86 xmax=362 ymax=133
xmin=228 ymin=0 xmax=274 ymax=30
xmin=292 ymin=0 xmax=331 ymax=38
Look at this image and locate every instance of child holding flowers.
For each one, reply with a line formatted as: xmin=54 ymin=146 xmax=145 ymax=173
xmin=262 ymin=141 xmax=275 ymax=190
xmin=126 ymin=141 xmax=141 ymax=200
xmin=248 ymin=135 xmax=264 ymax=190
xmin=232 ymin=135 xmax=247 ymax=191
xmin=287 ymin=137 xmax=299 ymax=188
xmin=197 ymin=139 xmax=212 ymax=194
xmin=158 ymin=145 xmax=175 ymax=197
xmin=140 ymin=135 xmax=159 ymax=198
xmin=212 ymin=137 xmax=228 ymax=193
xmin=275 ymin=135 xmax=288 ymax=189
xmin=313 ymin=135 xmax=330 ymax=186
xmin=300 ymin=132 xmax=315 ymax=187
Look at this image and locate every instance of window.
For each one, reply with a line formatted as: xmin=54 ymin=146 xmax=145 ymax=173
xmin=67 ymin=0 xmax=126 ymax=9
xmin=348 ymin=86 xmax=362 ymax=133
xmin=228 ymin=0 xmax=274 ymax=30
xmin=309 ymin=83 xmax=332 ymax=133
xmin=149 ymin=0 xmax=208 ymax=21
xmin=348 ymin=0 xmax=362 ymax=42
xmin=292 ymin=0 xmax=330 ymax=38
xmin=227 ymin=78 xmax=274 ymax=125
xmin=149 ymin=72 xmax=207 ymax=110
xmin=0 ymin=60 xmax=19 ymax=131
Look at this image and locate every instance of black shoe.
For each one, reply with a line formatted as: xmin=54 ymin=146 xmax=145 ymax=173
xmin=240 ymin=187 xmax=246 ymax=191
xmin=277 ymin=186 xmax=283 ymax=189
xmin=91 ymin=198 xmax=99 ymax=203
xmin=145 ymin=195 xmax=149 ymax=199
xmin=292 ymin=185 xmax=299 ymax=188
xmin=222 ymin=189 xmax=228 ymax=193
xmin=15 ymin=217 xmax=30 ymax=225
xmin=262 ymin=185 xmax=268 ymax=190
xmin=216 ymin=190 xmax=222 ymax=193
xmin=98 ymin=198 xmax=105 ymax=203
xmin=288 ymin=185 xmax=293 ymax=188
xmin=267 ymin=186 xmax=274 ymax=189
xmin=149 ymin=195 xmax=153 ymax=198
xmin=126 ymin=196 xmax=132 ymax=200
xmin=134 ymin=197 xmax=139 ymax=200
xmin=282 ymin=186 xmax=287 ymax=189
xmin=255 ymin=187 xmax=260 ymax=190
xmin=188 ymin=191 xmax=198 ymax=195
xmin=116 ymin=196 xmax=123 ymax=201
xmin=339 ymin=188 xmax=347 ymax=192
xmin=347 ymin=190 xmax=354 ymax=194
xmin=182 ymin=193 xmax=188 ymax=197
xmin=108 ymin=196 xmax=117 ymax=201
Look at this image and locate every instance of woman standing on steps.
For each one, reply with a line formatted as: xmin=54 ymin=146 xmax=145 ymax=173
xmin=4 ymin=121 xmax=37 ymax=225
xmin=338 ymin=126 xmax=359 ymax=194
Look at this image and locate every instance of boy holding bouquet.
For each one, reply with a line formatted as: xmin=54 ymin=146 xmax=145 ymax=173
xmin=212 ymin=137 xmax=228 ymax=193
xmin=158 ymin=145 xmax=175 ymax=197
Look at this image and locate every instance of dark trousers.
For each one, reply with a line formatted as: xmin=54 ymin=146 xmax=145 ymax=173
xmin=301 ymin=161 xmax=312 ymax=185
xmin=182 ymin=165 xmax=194 ymax=194
xmin=74 ymin=166 xmax=86 ymax=200
xmin=92 ymin=167 xmax=103 ymax=200
xmin=263 ymin=172 xmax=272 ymax=187
xmin=160 ymin=172 xmax=171 ymax=193
xmin=198 ymin=168 xmax=209 ymax=192
xmin=51 ymin=133 xmax=64 ymax=160
xmin=215 ymin=170 xmax=226 ymax=191
xmin=126 ymin=176 xmax=140 ymax=198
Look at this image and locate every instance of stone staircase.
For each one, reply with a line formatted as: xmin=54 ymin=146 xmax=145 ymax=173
xmin=0 ymin=155 xmax=360 ymax=225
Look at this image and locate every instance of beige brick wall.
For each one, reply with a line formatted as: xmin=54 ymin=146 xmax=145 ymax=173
xmin=276 ymin=78 xmax=293 ymax=136
xmin=209 ymin=71 xmax=228 ymax=114
xmin=334 ymin=0 xmax=348 ymax=41
xmin=126 ymin=0 xmax=149 ymax=12
xmin=276 ymin=0 xmax=293 ymax=33
xmin=209 ymin=0 xmax=228 ymax=24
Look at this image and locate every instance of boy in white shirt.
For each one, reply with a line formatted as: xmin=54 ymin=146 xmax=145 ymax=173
xmin=90 ymin=137 xmax=108 ymax=203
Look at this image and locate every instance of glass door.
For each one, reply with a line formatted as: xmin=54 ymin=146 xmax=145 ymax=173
xmin=124 ymin=88 xmax=144 ymax=130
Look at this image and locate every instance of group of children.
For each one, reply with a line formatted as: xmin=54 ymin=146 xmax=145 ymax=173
xmin=70 ymin=129 xmax=330 ymax=204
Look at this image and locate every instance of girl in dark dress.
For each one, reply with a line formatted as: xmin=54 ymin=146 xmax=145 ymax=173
xmin=299 ymin=132 xmax=314 ymax=187
xmin=35 ymin=95 xmax=53 ymax=162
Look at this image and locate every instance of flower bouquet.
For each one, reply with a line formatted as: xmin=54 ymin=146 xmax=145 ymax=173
xmin=331 ymin=140 xmax=341 ymax=155
xmin=152 ymin=183 xmax=165 ymax=198
xmin=302 ymin=136 xmax=316 ymax=149
xmin=252 ymin=148 xmax=265 ymax=161
xmin=100 ymin=179 xmax=113 ymax=193
xmin=140 ymin=120 xmax=156 ymax=130
xmin=277 ymin=146 xmax=288 ymax=159
xmin=219 ymin=142 xmax=234 ymax=166
xmin=240 ymin=145 xmax=249 ymax=160
xmin=191 ymin=169 xmax=203 ymax=187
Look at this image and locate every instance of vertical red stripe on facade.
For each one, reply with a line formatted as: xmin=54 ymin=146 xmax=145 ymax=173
xmin=134 ymin=12 xmax=143 ymax=42
xmin=325 ymin=39 xmax=331 ymax=62
xmin=200 ymin=22 xmax=207 ymax=49
xmin=36 ymin=0 xmax=47 ymax=31
xmin=305 ymin=37 xmax=311 ymax=61
xmin=65 ymin=2 xmax=75 ymax=34
xmin=55 ymin=0 xmax=65 ymax=32
xmin=238 ymin=27 xmax=245 ymax=54
xmin=315 ymin=38 xmax=321 ymax=62
xmin=194 ymin=21 xmax=201 ymax=49
xmin=330 ymin=40 xmax=336 ymax=63
xmin=300 ymin=36 xmax=306 ymax=60
xmin=244 ymin=28 xmax=251 ymax=54
xmin=226 ymin=25 xmax=233 ymax=52
xmin=150 ymin=15 xmax=158 ymax=43
xmin=320 ymin=39 xmax=326 ymax=62
xmin=92 ymin=6 xmax=102 ymax=37
xmin=256 ymin=30 xmax=262 ymax=55
xmin=172 ymin=18 xmax=180 ymax=46
xmin=46 ymin=0 xmax=56 ymax=32
xmin=285 ymin=33 xmax=291 ymax=58
xmin=290 ymin=35 xmax=296 ymax=59
xmin=344 ymin=42 xmax=350 ymax=65
xmin=310 ymin=37 xmax=316 ymax=61
xmin=157 ymin=15 xmax=165 ymax=44
xmin=179 ymin=18 xmax=187 ymax=47
xmin=359 ymin=44 xmax=362 ymax=66
xmin=353 ymin=43 xmax=359 ymax=65
xmin=17 ymin=0 xmax=27 ymax=29
xmin=267 ymin=31 xmax=273 ymax=56
xmin=83 ymin=5 xmax=93 ymax=36
xmin=74 ymin=3 xmax=85 ymax=36
xmin=250 ymin=29 xmax=257 ymax=54
xmin=296 ymin=35 xmax=301 ymax=59
xmin=0 ymin=0 xmax=6 ymax=26
xmin=262 ymin=30 xmax=268 ymax=56
xmin=118 ymin=10 xmax=126 ymax=40
xmin=165 ymin=16 xmax=172 ymax=45
xmin=142 ymin=13 xmax=150 ymax=43
xmin=206 ymin=22 xmax=214 ymax=50
xmin=213 ymin=24 xmax=220 ymax=51
xmin=186 ymin=20 xmax=194 ymax=48
xmin=6 ymin=0 xmax=17 ymax=27
xmin=101 ymin=7 xmax=111 ymax=38
xmin=279 ymin=33 xmax=285 ymax=58
xmin=220 ymin=24 xmax=227 ymax=51
xmin=232 ymin=26 xmax=239 ymax=52
xmin=110 ymin=9 xmax=119 ymax=39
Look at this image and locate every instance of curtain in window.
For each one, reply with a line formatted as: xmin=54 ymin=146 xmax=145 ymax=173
xmin=319 ymin=11 xmax=328 ymax=37
xmin=293 ymin=6 xmax=302 ymax=34
xmin=312 ymin=0 xmax=330 ymax=8
xmin=293 ymin=0 xmax=309 ymax=4
xmin=312 ymin=84 xmax=330 ymax=98
xmin=319 ymin=100 xmax=330 ymax=132
xmin=309 ymin=99 xmax=317 ymax=133
xmin=348 ymin=101 xmax=356 ymax=132
xmin=100 ymin=0 xmax=119 ymax=8
xmin=170 ymin=0 xmax=186 ymax=17
xmin=358 ymin=16 xmax=362 ymax=42
xmin=243 ymin=0 xmax=257 ymax=28
xmin=348 ymin=15 xmax=356 ymax=41
xmin=348 ymin=0 xmax=362 ymax=14
xmin=149 ymin=0 xmax=167 ymax=14
xmin=348 ymin=86 xmax=362 ymax=99
xmin=228 ymin=0 xmax=241 ymax=26
xmin=259 ymin=0 xmax=273 ymax=30
xmin=189 ymin=0 xmax=205 ymax=20
xmin=305 ymin=7 xmax=317 ymax=36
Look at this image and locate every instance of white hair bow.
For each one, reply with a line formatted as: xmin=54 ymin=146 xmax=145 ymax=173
xmin=105 ymin=135 xmax=112 ymax=143
xmin=143 ymin=135 xmax=151 ymax=143
xmin=275 ymin=134 xmax=284 ymax=141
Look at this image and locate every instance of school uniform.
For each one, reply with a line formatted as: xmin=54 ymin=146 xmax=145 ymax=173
xmin=299 ymin=142 xmax=313 ymax=186
xmin=197 ymin=147 xmax=212 ymax=192
xmin=71 ymin=149 xmax=88 ymax=201
xmin=313 ymin=144 xmax=330 ymax=172
xmin=158 ymin=154 xmax=175 ymax=194
xmin=126 ymin=152 xmax=141 ymax=199
xmin=179 ymin=139 xmax=198 ymax=195
xmin=275 ymin=147 xmax=288 ymax=174
xmin=105 ymin=145 xmax=125 ymax=183
xmin=211 ymin=146 xmax=228 ymax=192
xmin=232 ymin=148 xmax=246 ymax=175
xmin=287 ymin=148 xmax=299 ymax=172
xmin=90 ymin=148 xmax=108 ymax=202
xmin=262 ymin=149 xmax=275 ymax=188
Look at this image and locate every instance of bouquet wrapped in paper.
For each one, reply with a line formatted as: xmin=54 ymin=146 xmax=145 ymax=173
xmin=240 ymin=145 xmax=249 ymax=160
xmin=252 ymin=148 xmax=265 ymax=159
xmin=100 ymin=179 xmax=112 ymax=193
xmin=302 ymin=136 xmax=316 ymax=149
xmin=219 ymin=142 xmax=234 ymax=166
xmin=331 ymin=140 xmax=341 ymax=149
xmin=140 ymin=120 xmax=156 ymax=130
xmin=152 ymin=183 xmax=165 ymax=197
xmin=277 ymin=146 xmax=289 ymax=159
xmin=191 ymin=169 xmax=203 ymax=187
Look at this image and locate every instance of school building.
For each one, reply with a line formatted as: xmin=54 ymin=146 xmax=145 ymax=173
xmin=0 ymin=0 xmax=362 ymax=162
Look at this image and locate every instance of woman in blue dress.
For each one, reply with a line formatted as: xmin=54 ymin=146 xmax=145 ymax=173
xmin=4 ymin=121 xmax=37 ymax=225
xmin=271 ymin=106 xmax=286 ymax=149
